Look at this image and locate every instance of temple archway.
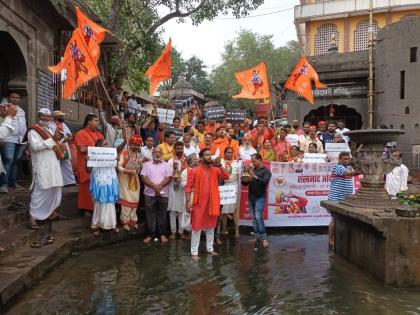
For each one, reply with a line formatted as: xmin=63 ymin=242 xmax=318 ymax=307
xmin=304 ymin=104 xmax=363 ymax=130
xmin=0 ymin=31 xmax=27 ymax=98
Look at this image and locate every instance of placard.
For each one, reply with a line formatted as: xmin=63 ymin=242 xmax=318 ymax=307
xmin=37 ymin=69 xmax=54 ymax=111
xmin=205 ymin=106 xmax=226 ymax=121
xmin=286 ymin=134 xmax=299 ymax=146
xmin=225 ymin=109 xmax=246 ymax=122
xmin=325 ymin=143 xmax=351 ymax=162
xmin=166 ymin=127 xmax=183 ymax=138
xmin=157 ymin=108 xmax=176 ymax=124
xmin=302 ymin=153 xmax=327 ymax=163
xmin=219 ymin=186 xmax=237 ymax=205
xmin=87 ymin=147 xmax=117 ymax=167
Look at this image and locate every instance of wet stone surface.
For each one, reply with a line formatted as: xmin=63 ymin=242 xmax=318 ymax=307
xmin=6 ymin=233 xmax=420 ymax=315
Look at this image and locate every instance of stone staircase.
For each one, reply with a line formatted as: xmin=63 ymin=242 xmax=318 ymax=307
xmin=0 ymin=185 xmax=142 ymax=311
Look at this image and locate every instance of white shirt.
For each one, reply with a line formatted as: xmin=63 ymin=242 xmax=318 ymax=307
xmin=336 ymin=127 xmax=350 ymax=143
xmin=128 ymin=98 xmax=138 ymax=113
xmin=5 ymin=105 xmax=27 ymax=144
xmin=28 ymin=128 xmax=63 ymax=190
xmin=140 ymin=146 xmax=153 ymax=161
xmin=183 ymin=143 xmax=199 ymax=157
xmin=239 ymin=145 xmax=257 ymax=161
xmin=0 ymin=116 xmax=14 ymax=173
xmin=385 ymin=164 xmax=409 ymax=197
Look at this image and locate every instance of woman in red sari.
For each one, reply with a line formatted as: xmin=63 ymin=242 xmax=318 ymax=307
xmin=75 ymin=114 xmax=104 ymax=212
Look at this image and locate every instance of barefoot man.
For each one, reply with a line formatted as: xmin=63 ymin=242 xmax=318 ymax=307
xmin=185 ymin=148 xmax=229 ymax=260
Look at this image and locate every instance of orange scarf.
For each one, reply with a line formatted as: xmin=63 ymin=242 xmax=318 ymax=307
xmin=192 ymin=164 xmax=220 ymax=216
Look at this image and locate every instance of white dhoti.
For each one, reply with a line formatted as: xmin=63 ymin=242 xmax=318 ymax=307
xmin=92 ymin=202 xmax=117 ymax=230
xmin=29 ymin=186 xmax=62 ymax=220
xmin=61 ymin=159 xmax=76 ymax=186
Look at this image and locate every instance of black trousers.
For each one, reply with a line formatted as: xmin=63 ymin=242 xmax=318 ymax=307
xmin=144 ymin=195 xmax=168 ymax=237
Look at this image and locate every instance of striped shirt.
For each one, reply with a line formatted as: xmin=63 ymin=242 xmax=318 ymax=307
xmin=328 ymin=163 xmax=354 ymax=201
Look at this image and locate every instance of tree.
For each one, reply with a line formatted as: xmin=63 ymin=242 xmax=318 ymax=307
xmin=209 ymin=30 xmax=300 ymax=112
xmin=84 ymin=0 xmax=264 ymax=92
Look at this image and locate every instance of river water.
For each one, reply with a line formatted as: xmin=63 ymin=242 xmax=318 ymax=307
xmin=6 ymin=233 xmax=420 ymax=315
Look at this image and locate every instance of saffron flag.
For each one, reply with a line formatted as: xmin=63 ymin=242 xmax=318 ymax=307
xmin=48 ymin=29 xmax=100 ymax=99
xmin=284 ymin=57 xmax=327 ymax=104
xmin=75 ymin=6 xmax=110 ymax=62
xmin=145 ymin=39 xmax=172 ymax=95
xmin=232 ymin=63 xmax=270 ymax=99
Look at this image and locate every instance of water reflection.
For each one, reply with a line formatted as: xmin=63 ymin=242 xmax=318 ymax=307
xmin=6 ymin=233 xmax=420 ymax=315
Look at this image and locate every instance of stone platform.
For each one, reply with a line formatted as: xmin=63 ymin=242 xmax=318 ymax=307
xmin=322 ymin=200 xmax=420 ymax=287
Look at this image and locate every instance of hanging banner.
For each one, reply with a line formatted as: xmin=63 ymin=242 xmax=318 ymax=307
xmin=239 ymin=162 xmax=359 ymax=227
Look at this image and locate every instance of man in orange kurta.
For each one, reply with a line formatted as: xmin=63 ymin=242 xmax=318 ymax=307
xmin=74 ymin=114 xmax=104 ymax=211
xmin=185 ymin=148 xmax=229 ymax=260
xmin=212 ymin=126 xmax=239 ymax=159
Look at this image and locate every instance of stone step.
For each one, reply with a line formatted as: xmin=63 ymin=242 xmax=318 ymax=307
xmin=0 ymin=227 xmax=142 ymax=309
xmin=0 ymin=208 xmax=28 ymax=235
xmin=0 ymin=216 xmax=92 ymax=260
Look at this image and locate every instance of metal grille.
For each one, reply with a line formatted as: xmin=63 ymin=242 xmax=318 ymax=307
xmin=353 ymin=20 xmax=378 ymax=51
xmin=314 ymin=23 xmax=339 ymax=55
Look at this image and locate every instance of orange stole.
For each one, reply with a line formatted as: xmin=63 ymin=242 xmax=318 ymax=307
xmin=192 ymin=165 xmax=221 ymax=217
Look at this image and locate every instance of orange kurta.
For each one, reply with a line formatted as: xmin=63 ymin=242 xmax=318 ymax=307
xmin=74 ymin=128 xmax=104 ymax=211
xmin=212 ymin=138 xmax=239 ymax=159
xmin=185 ymin=164 xmax=229 ymax=231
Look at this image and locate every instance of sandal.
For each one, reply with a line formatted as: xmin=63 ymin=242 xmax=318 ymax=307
xmin=93 ymin=230 xmax=100 ymax=236
xmin=30 ymin=235 xmax=54 ymax=248
xmin=113 ymin=227 xmax=119 ymax=233
xmin=28 ymin=217 xmax=39 ymax=230
xmin=123 ymin=224 xmax=130 ymax=231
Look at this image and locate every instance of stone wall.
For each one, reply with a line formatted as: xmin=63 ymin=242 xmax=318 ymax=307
xmin=375 ymin=17 xmax=420 ymax=175
xmin=0 ymin=0 xmax=73 ymax=124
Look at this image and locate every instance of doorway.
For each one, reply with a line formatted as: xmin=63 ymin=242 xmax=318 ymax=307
xmin=304 ymin=104 xmax=363 ymax=130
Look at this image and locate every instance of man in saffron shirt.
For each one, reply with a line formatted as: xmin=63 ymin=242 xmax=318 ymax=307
xmin=75 ymin=114 xmax=104 ymax=212
xmin=212 ymin=126 xmax=239 ymax=159
xmin=185 ymin=148 xmax=229 ymax=260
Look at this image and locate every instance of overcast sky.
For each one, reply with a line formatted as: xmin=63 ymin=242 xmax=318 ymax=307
xmin=159 ymin=0 xmax=299 ymax=70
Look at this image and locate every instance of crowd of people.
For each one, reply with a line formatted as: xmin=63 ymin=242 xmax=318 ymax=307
xmin=0 ymin=91 xmax=411 ymax=257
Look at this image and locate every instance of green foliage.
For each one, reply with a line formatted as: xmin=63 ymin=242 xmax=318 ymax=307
xmin=84 ymin=0 xmax=264 ymax=93
xmin=209 ymin=30 xmax=300 ymax=111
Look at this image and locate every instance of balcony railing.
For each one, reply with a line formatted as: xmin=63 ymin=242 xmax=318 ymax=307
xmin=295 ymin=0 xmax=420 ymax=21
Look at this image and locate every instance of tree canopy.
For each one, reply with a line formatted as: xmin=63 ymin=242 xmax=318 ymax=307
xmin=209 ymin=30 xmax=300 ymax=112
xmin=84 ymin=0 xmax=264 ymax=92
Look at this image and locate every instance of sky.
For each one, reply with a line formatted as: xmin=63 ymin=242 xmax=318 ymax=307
xmin=159 ymin=0 xmax=299 ymax=70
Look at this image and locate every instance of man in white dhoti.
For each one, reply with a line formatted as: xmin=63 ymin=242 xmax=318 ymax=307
xmin=49 ymin=110 xmax=76 ymax=186
xmin=167 ymin=141 xmax=188 ymax=240
xmin=385 ymin=151 xmax=409 ymax=199
xmin=26 ymin=108 xmax=63 ymax=247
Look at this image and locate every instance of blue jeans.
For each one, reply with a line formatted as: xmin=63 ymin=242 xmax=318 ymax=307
xmin=0 ymin=142 xmax=25 ymax=186
xmin=248 ymin=196 xmax=267 ymax=240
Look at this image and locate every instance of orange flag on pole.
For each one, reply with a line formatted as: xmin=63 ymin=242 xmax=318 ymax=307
xmin=75 ymin=6 xmax=110 ymax=62
xmin=284 ymin=57 xmax=327 ymax=104
xmin=48 ymin=29 xmax=100 ymax=99
xmin=145 ymin=38 xmax=172 ymax=95
xmin=232 ymin=63 xmax=270 ymax=99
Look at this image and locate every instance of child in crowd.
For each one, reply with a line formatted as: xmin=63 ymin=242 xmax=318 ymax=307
xmin=89 ymin=139 xmax=120 ymax=235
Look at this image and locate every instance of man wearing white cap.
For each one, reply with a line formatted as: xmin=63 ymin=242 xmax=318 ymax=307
xmin=49 ymin=110 xmax=76 ymax=186
xmin=25 ymin=108 xmax=63 ymax=244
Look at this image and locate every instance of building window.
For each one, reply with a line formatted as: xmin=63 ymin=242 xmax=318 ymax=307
xmin=405 ymin=106 xmax=410 ymax=114
xmin=410 ymin=47 xmax=417 ymax=63
xmin=353 ymin=20 xmax=379 ymax=51
xmin=400 ymin=71 xmax=405 ymax=99
xmin=314 ymin=23 xmax=340 ymax=56
xmin=400 ymin=124 xmax=405 ymax=130
xmin=412 ymin=145 xmax=420 ymax=169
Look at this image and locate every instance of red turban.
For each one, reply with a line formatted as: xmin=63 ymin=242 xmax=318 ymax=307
xmin=130 ymin=135 xmax=142 ymax=146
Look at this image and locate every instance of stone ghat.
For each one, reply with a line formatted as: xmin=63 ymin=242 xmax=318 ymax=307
xmin=0 ymin=186 xmax=142 ymax=312
xmin=322 ymin=200 xmax=420 ymax=287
